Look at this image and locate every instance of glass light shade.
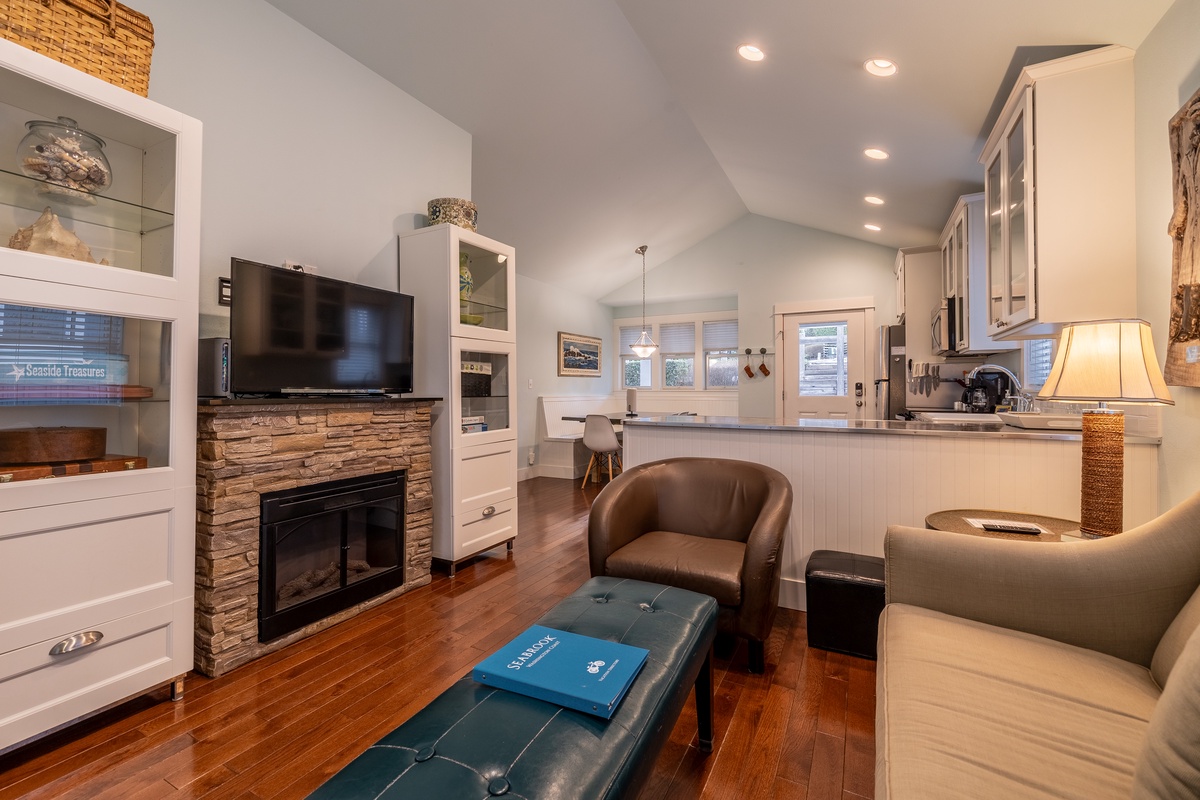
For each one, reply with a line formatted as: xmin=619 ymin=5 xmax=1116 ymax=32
xmin=630 ymin=331 xmax=658 ymax=358
xmin=1037 ymin=319 xmax=1173 ymax=405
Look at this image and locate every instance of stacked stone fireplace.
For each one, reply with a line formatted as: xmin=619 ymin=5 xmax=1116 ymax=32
xmin=195 ymin=398 xmax=434 ymax=677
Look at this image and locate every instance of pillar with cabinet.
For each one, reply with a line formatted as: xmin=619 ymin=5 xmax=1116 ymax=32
xmin=399 ymin=224 xmax=517 ymax=576
xmin=0 ymin=40 xmax=201 ymax=752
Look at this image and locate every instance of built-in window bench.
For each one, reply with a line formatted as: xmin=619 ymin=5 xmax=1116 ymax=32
xmin=537 ymin=396 xmax=622 ymax=479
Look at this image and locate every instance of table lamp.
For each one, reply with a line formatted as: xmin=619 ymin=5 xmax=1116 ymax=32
xmin=1036 ymin=319 xmax=1173 ymax=537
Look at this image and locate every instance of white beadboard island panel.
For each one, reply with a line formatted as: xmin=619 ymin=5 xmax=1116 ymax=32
xmin=622 ymin=416 xmax=1160 ymax=611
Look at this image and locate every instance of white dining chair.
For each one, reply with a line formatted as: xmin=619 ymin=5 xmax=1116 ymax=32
xmin=581 ymin=414 xmax=622 ymax=488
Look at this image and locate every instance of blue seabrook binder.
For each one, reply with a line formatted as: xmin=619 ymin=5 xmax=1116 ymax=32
xmin=472 ymin=625 xmax=649 ymax=719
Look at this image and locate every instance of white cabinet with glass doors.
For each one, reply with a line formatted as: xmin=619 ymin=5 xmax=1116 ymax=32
xmin=939 ymin=193 xmax=1017 ymax=355
xmin=0 ymin=39 xmax=200 ymax=751
xmin=980 ymin=45 xmax=1136 ymax=339
xmin=399 ymin=224 xmax=517 ymax=575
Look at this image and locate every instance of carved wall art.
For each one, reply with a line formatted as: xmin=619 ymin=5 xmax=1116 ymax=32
xmin=1166 ymin=85 xmax=1200 ymax=385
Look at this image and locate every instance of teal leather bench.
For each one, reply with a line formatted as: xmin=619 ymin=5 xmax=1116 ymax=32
xmin=309 ymin=576 xmax=718 ymax=799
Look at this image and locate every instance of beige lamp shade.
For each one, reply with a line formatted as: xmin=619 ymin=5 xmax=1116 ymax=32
xmin=1037 ymin=319 xmax=1173 ymax=405
xmin=1036 ymin=319 xmax=1171 ymax=538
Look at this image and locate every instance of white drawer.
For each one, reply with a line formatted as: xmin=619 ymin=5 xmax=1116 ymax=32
xmin=0 ymin=603 xmax=180 ymax=752
xmin=0 ymin=490 xmax=177 ymax=655
xmin=450 ymin=497 xmax=516 ymax=561
xmin=452 ymin=439 xmax=516 ymax=516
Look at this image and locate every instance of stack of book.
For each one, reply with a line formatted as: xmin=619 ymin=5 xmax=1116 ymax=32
xmin=461 ymin=415 xmax=487 ymax=434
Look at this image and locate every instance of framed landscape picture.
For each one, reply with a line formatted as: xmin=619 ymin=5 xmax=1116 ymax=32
xmin=558 ymin=331 xmax=602 ymax=377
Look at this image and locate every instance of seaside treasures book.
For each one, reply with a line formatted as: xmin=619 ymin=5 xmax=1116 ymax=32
xmin=472 ymin=625 xmax=649 ymax=719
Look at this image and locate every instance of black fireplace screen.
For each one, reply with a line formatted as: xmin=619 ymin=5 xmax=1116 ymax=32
xmin=258 ymin=470 xmax=406 ymax=642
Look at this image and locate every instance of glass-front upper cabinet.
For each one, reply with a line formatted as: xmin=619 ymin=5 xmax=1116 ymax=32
xmin=982 ymin=88 xmax=1036 ymax=335
xmin=399 ymin=223 xmax=515 ymax=345
xmin=457 ymin=236 xmax=513 ymax=340
xmin=0 ymin=67 xmax=182 ymax=281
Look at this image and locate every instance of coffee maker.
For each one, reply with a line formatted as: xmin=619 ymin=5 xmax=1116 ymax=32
xmin=962 ymin=370 xmax=1013 ymax=413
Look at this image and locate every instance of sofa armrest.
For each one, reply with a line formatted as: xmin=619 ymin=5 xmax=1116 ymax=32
xmin=885 ymin=496 xmax=1200 ymax=667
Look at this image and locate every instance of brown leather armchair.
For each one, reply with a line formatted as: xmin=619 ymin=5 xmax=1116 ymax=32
xmin=588 ymin=457 xmax=793 ymax=673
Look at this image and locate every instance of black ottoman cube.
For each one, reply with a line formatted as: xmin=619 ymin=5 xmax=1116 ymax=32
xmin=804 ymin=549 xmax=885 ymax=659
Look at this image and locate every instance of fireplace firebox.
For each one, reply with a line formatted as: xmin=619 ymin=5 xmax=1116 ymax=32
xmin=258 ymin=470 xmax=406 ymax=642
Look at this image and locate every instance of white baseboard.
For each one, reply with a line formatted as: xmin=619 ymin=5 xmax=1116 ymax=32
xmin=779 ymin=576 xmax=806 ymax=612
xmin=520 ymin=464 xmax=578 ymax=481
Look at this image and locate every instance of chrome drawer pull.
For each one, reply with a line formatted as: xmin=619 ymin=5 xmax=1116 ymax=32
xmin=49 ymin=630 xmax=103 ymax=656
xmin=482 ymin=505 xmax=496 ymax=517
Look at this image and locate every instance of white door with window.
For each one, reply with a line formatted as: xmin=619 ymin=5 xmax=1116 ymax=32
xmin=780 ymin=309 xmax=869 ymax=419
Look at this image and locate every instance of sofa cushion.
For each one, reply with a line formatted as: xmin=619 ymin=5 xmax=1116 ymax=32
xmin=1134 ymin=624 xmax=1200 ymax=797
xmin=877 ymin=604 xmax=1160 ymax=800
xmin=1151 ymin=583 xmax=1200 ymax=688
xmin=604 ymin=531 xmax=744 ymax=606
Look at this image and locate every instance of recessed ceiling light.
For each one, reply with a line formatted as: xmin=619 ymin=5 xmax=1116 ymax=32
xmin=864 ymin=58 xmax=898 ymax=77
xmin=864 ymin=195 xmax=885 ymax=205
xmin=737 ymin=44 xmax=765 ymax=62
xmin=864 ymin=148 xmax=889 ymax=160
xmin=864 ymin=224 xmax=882 ymax=232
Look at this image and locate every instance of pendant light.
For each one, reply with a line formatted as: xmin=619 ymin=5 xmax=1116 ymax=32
xmin=629 ymin=245 xmax=658 ymax=358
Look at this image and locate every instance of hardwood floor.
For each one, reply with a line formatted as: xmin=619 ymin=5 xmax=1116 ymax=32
xmin=0 ymin=477 xmax=876 ymax=799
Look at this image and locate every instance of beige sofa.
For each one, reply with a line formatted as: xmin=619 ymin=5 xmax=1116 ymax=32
xmin=876 ymin=491 xmax=1200 ymax=799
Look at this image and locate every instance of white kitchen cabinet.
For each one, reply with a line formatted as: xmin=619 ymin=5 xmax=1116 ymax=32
xmin=938 ymin=193 xmax=1017 ymax=355
xmin=895 ymin=246 xmax=940 ymax=362
xmin=0 ymin=39 xmax=200 ymax=753
xmin=980 ymin=45 xmax=1136 ymax=339
xmin=398 ymin=224 xmax=518 ymax=575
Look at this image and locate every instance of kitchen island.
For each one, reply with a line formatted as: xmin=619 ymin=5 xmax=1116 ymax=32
xmin=621 ymin=415 xmax=1160 ymax=611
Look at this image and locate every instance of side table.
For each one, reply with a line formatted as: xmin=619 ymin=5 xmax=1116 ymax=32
xmin=924 ymin=509 xmax=1083 ymax=542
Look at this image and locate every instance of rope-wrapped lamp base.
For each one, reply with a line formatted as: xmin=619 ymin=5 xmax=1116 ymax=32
xmin=1080 ymin=409 xmax=1124 ymax=537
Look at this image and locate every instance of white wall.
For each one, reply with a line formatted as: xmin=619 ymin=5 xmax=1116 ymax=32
xmin=1135 ymin=0 xmax=1200 ymax=509
xmin=517 ymin=274 xmax=615 ymax=467
xmin=136 ymin=0 xmax=472 ymax=326
xmin=618 ymin=214 xmax=898 ymax=418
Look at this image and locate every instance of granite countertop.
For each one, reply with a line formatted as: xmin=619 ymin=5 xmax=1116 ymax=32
xmin=622 ymin=414 xmax=1161 ymax=444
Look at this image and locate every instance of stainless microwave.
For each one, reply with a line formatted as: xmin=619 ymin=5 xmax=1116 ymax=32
xmin=931 ymin=298 xmax=957 ymax=356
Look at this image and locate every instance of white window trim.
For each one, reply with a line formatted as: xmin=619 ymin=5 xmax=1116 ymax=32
xmin=613 ymin=310 xmax=737 ymax=392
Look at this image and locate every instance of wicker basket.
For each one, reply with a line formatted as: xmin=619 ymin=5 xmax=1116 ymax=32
xmin=0 ymin=0 xmax=154 ymax=97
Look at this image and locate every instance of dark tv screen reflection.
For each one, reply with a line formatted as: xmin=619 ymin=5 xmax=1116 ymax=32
xmin=229 ymin=257 xmax=414 ymax=396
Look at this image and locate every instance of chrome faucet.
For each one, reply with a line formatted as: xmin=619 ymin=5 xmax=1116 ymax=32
xmin=967 ymin=364 xmax=1032 ymax=411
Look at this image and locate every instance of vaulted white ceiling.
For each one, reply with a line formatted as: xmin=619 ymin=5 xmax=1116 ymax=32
xmin=264 ymin=0 xmax=1173 ymax=303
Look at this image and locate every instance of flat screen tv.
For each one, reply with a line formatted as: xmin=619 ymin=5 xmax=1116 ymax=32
xmin=229 ymin=257 xmax=414 ymax=396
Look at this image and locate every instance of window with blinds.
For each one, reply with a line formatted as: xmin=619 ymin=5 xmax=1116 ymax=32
xmin=1024 ymin=338 xmax=1054 ymax=389
xmin=660 ymin=322 xmax=695 ymax=388
xmin=703 ymin=319 xmax=739 ymax=389
xmin=615 ymin=316 xmax=738 ymax=390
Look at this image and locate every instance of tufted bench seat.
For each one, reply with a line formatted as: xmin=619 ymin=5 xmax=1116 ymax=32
xmin=309 ymin=576 xmax=718 ymax=799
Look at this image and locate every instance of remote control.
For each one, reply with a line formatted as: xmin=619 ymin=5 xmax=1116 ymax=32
xmin=981 ymin=522 xmax=1043 ymax=535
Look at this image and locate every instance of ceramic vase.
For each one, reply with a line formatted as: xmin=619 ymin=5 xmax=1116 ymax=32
xmin=459 ymin=253 xmax=473 ymax=303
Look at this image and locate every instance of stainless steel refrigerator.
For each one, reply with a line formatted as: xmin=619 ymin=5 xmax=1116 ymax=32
xmin=875 ymin=325 xmax=906 ymax=420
